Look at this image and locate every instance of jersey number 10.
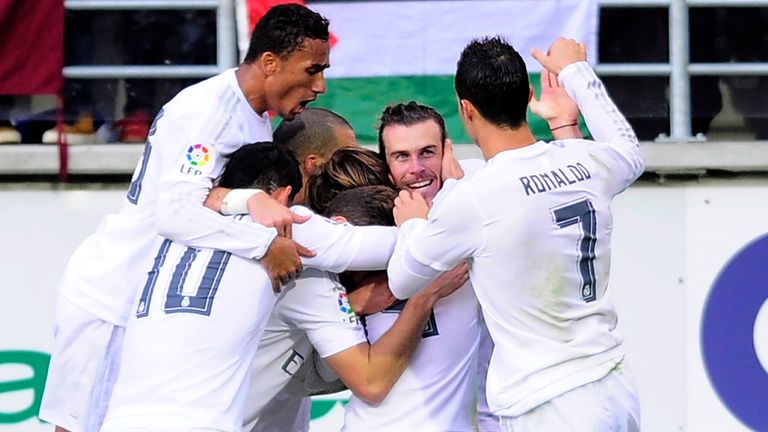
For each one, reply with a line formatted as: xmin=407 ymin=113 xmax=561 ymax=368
xmin=135 ymin=239 xmax=230 ymax=318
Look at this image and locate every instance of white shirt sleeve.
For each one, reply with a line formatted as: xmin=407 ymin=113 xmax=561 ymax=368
xmin=290 ymin=206 xmax=397 ymax=273
xmin=276 ymin=272 xmax=367 ymax=358
xmin=387 ymin=183 xmax=484 ymax=299
xmin=558 ymin=61 xmax=646 ymax=195
xmin=153 ymin=106 xmax=277 ymax=260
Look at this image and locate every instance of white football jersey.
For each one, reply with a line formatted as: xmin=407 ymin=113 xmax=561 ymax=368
xmin=243 ymin=269 xmax=366 ymax=431
xmin=342 ymin=158 xmax=487 ymax=432
xmin=58 ymin=68 xmax=275 ymax=326
xmin=387 ymin=61 xmax=645 ymax=417
xmin=343 ymin=282 xmax=480 ymax=432
xmin=102 ymin=213 xmax=391 ymax=431
xmin=100 ymin=239 xmax=278 ymax=432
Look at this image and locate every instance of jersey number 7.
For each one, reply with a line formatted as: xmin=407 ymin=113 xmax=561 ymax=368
xmin=551 ymin=198 xmax=597 ymax=303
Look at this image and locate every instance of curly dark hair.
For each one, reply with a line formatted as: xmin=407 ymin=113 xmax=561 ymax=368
xmin=243 ymin=4 xmax=329 ymax=62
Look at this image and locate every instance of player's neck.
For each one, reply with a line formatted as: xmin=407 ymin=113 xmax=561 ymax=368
xmin=235 ymin=63 xmax=268 ymax=115
xmin=476 ymin=124 xmax=537 ymax=160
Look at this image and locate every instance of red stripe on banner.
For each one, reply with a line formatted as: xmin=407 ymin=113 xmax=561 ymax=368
xmin=0 ymin=0 xmax=64 ymax=95
xmin=246 ymin=0 xmax=337 ymax=47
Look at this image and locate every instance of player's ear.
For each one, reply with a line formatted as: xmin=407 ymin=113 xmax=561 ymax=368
xmin=331 ymin=215 xmax=347 ymax=224
xmin=303 ymin=154 xmax=320 ymax=176
xmin=528 ymin=85 xmax=534 ymax=103
xmin=260 ymin=51 xmax=280 ymax=76
xmin=458 ymin=99 xmax=473 ymax=122
xmin=273 ymin=186 xmax=292 ymax=206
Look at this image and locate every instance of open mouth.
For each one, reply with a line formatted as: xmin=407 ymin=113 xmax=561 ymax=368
xmin=298 ymin=99 xmax=313 ymax=111
xmin=407 ymin=179 xmax=434 ymax=190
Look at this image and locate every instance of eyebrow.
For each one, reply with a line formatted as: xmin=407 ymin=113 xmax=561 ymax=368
xmin=388 ymin=150 xmax=410 ymax=159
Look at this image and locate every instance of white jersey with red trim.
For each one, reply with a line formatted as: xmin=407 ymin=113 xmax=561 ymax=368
xmin=387 ymin=61 xmax=645 ymax=417
xmin=58 ymin=68 xmax=275 ymax=326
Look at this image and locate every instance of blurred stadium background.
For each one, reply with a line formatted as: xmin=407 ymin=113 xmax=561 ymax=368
xmin=1 ymin=1 xmax=767 ymax=431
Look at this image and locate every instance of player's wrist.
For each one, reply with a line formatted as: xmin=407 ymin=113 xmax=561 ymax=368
xmin=221 ymin=188 xmax=264 ymax=215
xmin=549 ymin=121 xmax=578 ymax=131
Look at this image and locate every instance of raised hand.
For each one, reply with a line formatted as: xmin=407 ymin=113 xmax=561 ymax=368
xmin=261 ymin=236 xmax=315 ymax=292
xmin=393 ymin=190 xmax=429 ymax=226
xmin=440 ymin=139 xmax=464 ymax=183
xmin=421 ymin=261 xmax=470 ymax=300
xmin=529 ymin=69 xmax=582 ymax=139
xmin=531 ymin=37 xmax=587 ymax=75
xmin=247 ymin=192 xmax=310 ymax=239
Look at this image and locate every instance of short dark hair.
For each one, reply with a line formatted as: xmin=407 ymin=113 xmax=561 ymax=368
xmin=243 ymin=4 xmax=329 ymax=63
xmin=274 ymin=108 xmax=353 ymax=163
xmin=455 ymin=36 xmax=529 ymax=129
xmin=307 ymin=147 xmax=393 ymax=215
xmin=325 ymin=185 xmax=397 ymax=227
xmin=377 ymin=101 xmax=447 ymax=158
xmin=217 ymin=142 xmax=302 ymax=201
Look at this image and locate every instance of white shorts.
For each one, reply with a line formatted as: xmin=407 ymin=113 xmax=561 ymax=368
xmin=499 ymin=363 xmax=640 ymax=432
xmin=39 ymin=296 xmax=124 ymax=432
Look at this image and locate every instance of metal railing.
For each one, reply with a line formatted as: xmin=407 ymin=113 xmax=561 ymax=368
xmin=62 ymin=0 xmax=237 ymax=79
xmin=595 ymin=0 xmax=768 ymax=141
xmin=62 ymin=0 xmax=768 ymax=142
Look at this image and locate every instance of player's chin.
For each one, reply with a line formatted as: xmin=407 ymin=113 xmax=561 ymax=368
xmin=280 ymin=108 xmax=298 ymax=121
xmin=407 ymin=182 xmax=439 ymax=201
xmin=420 ymin=183 xmax=440 ymax=201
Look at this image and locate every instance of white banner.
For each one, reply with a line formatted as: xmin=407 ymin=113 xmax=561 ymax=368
xmin=314 ymin=0 xmax=598 ymax=77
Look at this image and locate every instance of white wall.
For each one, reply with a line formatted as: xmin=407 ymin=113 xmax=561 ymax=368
xmin=1 ymin=179 xmax=767 ymax=431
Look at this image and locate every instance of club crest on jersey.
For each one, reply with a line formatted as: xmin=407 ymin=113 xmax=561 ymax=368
xmin=180 ymin=143 xmax=213 ymax=176
xmin=337 ymin=291 xmax=358 ymax=324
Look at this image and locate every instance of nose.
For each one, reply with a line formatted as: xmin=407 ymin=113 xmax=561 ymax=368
xmin=312 ymin=72 xmax=327 ymax=94
xmin=407 ymin=157 xmax=424 ymax=174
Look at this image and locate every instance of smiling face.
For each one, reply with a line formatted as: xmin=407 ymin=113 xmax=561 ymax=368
xmin=265 ymin=38 xmax=330 ymax=120
xmin=381 ymin=119 xmax=444 ymax=201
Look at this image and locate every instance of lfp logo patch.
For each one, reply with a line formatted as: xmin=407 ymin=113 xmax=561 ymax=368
xmin=186 ymin=144 xmax=210 ymax=167
xmin=337 ymin=291 xmax=357 ymax=324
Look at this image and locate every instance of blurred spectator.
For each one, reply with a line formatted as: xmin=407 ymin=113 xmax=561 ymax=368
xmin=33 ymin=9 xmax=216 ymax=144
xmin=708 ymin=8 xmax=768 ymax=139
xmin=0 ymin=96 xmax=21 ymax=143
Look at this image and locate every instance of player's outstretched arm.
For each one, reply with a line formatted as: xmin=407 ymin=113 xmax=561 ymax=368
xmin=151 ymin=114 xmax=295 ymax=264
xmin=529 ymin=69 xmax=583 ymax=140
xmin=323 ymin=263 xmax=468 ymax=404
xmin=388 ymin=187 xmax=482 ymax=299
xmin=204 ymin=186 xmax=311 ymax=239
xmin=203 ymin=187 xmax=315 ymax=291
xmin=290 ymin=205 xmax=398 ymax=274
xmin=532 ymin=38 xmax=644 ymax=191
